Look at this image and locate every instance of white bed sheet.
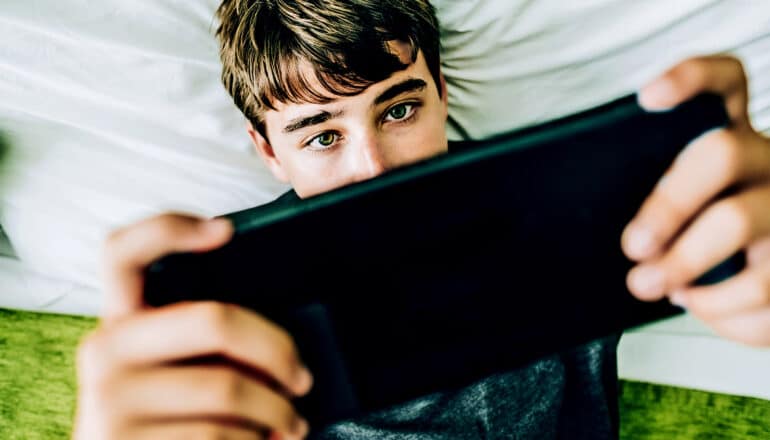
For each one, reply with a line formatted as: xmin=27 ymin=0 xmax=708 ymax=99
xmin=1 ymin=0 xmax=769 ymax=402
xmin=437 ymin=0 xmax=770 ymax=139
xmin=0 ymin=226 xmax=14 ymax=258
xmin=0 ymin=255 xmax=100 ymax=315
xmin=619 ymin=315 xmax=770 ymax=401
xmin=0 ymin=0 xmax=290 ymax=296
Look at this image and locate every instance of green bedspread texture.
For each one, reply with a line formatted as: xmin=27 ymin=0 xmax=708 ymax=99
xmin=1 ymin=308 xmax=768 ymax=439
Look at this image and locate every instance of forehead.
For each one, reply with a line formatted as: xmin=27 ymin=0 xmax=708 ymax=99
xmin=267 ymin=44 xmax=430 ymax=123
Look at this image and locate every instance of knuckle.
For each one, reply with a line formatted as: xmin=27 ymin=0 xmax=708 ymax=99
xmin=709 ymin=131 xmax=742 ymax=183
xmin=687 ymin=296 xmax=718 ymax=322
xmin=209 ymin=368 xmax=246 ymax=412
xmin=655 ymin=188 xmax=690 ymax=226
xmin=154 ymin=213 xmax=203 ymax=238
xmin=103 ymin=228 xmax=127 ymax=262
xmin=76 ymin=332 xmax=99 ymax=363
xmin=272 ymin=328 xmax=298 ymax=364
xmin=198 ymin=302 xmax=236 ymax=345
xmin=671 ymin=58 xmax=707 ymax=86
xmin=134 ymin=213 xmax=194 ymax=247
xmin=196 ymin=425 xmax=235 ymax=440
xmin=667 ymin=238 xmax=705 ymax=277
xmin=712 ymin=199 xmax=752 ymax=243
xmin=277 ymin=403 xmax=300 ymax=433
xmin=713 ymin=315 xmax=770 ymax=348
xmin=724 ymin=55 xmax=746 ymax=76
xmin=256 ymin=390 xmax=296 ymax=434
xmin=262 ymin=331 xmax=301 ymax=381
xmin=77 ymin=331 xmax=107 ymax=375
xmin=671 ymin=251 xmax=701 ymax=281
xmin=755 ymin=270 xmax=770 ymax=307
xmin=103 ymin=213 xmax=189 ymax=261
xmin=150 ymin=214 xmax=184 ymax=240
xmin=104 ymin=229 xmax=121 ymax=250
xmin=76 ymin=331 xmax=118 ymax=397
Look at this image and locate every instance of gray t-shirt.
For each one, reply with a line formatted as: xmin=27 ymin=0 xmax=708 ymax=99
xmin=316 ymin=335 xmax=621 ymax=440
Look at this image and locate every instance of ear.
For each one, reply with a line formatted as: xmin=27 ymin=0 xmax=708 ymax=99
xmin=246 ymin=120 xmax=290 ymax=183
xmin=439 ymin=70 xmax=449 ymax=117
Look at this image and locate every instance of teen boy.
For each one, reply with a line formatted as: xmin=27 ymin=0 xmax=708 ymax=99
xmin=73 ymin=1 xmax=770 ymax=439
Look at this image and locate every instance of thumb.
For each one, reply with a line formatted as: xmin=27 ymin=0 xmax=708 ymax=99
xmin=638 ymin=55 xmax=750 ymax=130
xmin=100 ymin=214 xmax=233 ymax=322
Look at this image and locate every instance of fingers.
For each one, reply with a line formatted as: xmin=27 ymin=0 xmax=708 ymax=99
xmin=125 ymin=421 xmax=266 ymax=440
xmin=622 ymin=128 xmax=770 ymax=262
xmin=79 ymin=302 xmax=313 ymax=397
xmin=624 ymin=55 xmax=768 ymax=267
xmin=102 ymin=214 xmax=234 ymax=320
xmin=629 ymin=55 xmax=770 ymax=347
xmin=631 ymin=251 xmax=770 ymax=348
xmin=626 ymin=183 xmax=770 ymax=300
xmin=711 ymin=307 xmax=770 ymax=347
xmin=669 ymin=263 xmax=770 ymax=320
xmin=113 ymin=366 xmax=309 ymax=440
xmin=75 ymin=302 xmax=314 ymax=439
xmin=676 ymin=263 xmax=770 ymax=347
xmin=747 ymin=236 xmax=770 ymax=266
xmin=638 ymin=55 xmax=750 ymax=129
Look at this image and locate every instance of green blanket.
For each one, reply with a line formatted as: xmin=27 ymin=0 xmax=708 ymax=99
xmin=1 ymin=308 xmax=768 ymax=439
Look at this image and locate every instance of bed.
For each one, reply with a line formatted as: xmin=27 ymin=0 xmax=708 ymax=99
xmin=1 ymin=0 xmax=769 ymax=438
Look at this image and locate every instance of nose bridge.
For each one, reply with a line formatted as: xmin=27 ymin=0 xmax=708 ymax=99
xmin=357 ymin=131 xmax=389 ymax=178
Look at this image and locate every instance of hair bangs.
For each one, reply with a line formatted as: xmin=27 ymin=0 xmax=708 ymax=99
xmin=253 ymin=33 xmax=418 ymax=112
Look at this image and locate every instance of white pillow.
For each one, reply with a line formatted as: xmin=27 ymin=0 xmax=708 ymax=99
xmin=0 ymin=0 xmax=289 ymax=293
xmin=434 ymin=0 xmax=770 ymax=140
xmin=0 ymin=255 xmax=100 ymax=315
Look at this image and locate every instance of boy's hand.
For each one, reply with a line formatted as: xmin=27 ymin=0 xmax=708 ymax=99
xmin=622 ymin=55 xmax=770 ymax=347
xmin=73 ymin=214 xmax=312 ymax=440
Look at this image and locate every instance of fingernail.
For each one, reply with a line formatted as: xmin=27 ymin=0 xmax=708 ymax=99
xmin=292 ymin=416 xmax=309 ymax=438
xmin=626 ymin=225 xmax=657 ymax=259
xmin=203 ymin=218 xmax=232 ymax=234
xmin=669 ymin=290 xmax=688 ymax=309
xmin=629 ymin=265 xmax=666 ymax=298
xmin=294 ymin=365 xmax=313 ymax=394
xmin=639 ymin=78 xmax=676 ymax=110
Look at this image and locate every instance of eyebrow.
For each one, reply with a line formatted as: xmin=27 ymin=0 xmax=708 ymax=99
xmin=281 ymin=78 xmax=428 ymax=134
xmin=373 ymin=78 xmax=427 ymax=106
xmin=283 ymin=109 xmax=345 ymax=134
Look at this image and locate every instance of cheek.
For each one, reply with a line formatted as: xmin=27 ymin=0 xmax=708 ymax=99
xmin=391 ymin=112 xmax=448 ymax=162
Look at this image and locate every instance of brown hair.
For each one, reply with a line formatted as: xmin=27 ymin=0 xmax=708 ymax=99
xmin=215 ymin=0 xmax=441 ymax=137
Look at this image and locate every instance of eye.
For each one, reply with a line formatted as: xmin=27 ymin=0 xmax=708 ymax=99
xmin=306 ymin=132 xmax=339 ymax=151
xmin=384 ymin=103 xmax=416 ymax=122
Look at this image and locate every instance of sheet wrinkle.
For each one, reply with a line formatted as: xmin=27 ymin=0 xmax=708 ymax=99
xmin=34 ymin=286 xmax=79 ymax=310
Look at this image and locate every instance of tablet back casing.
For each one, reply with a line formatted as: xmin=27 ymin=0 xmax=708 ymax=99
xmin=145 ymin=93 xmax=734 ymax=427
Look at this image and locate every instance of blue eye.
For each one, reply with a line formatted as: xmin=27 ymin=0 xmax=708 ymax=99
xmin=384 ymin=103 xmax=416 ymax=122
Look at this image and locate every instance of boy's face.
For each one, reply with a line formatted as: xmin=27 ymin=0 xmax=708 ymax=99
xmin=247 ymin=42 xmax=449 ymax=198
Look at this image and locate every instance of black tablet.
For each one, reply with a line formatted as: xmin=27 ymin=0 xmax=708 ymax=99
xmin=144 ymin=93 xmax=740 ymax=428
